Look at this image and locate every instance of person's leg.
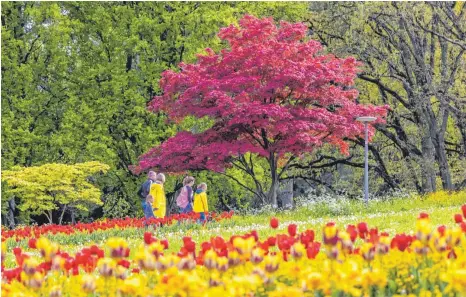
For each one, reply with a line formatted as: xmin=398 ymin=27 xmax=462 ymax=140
xmin=200 ymin=212 xmax=206 ymax=223
xmin=142 ymin=201 xmax=146 ymax=214
xmin=183 ymin=203 xmax=193 ymax=214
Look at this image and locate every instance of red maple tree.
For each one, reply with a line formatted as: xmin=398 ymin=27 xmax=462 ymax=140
xmin=134 ymin=15 xmax=388 ymax=206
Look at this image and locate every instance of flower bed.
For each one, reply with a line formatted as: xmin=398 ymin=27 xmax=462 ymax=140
xmin=1 ymin=211 xmax=235 ymax=242
xmin=1 ymin=206 xmax=466 ymax=296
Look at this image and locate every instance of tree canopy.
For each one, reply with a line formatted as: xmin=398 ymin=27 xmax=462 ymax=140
xmin=2 ymin=161 xmax=109 ymax=224
xmin=135 ymin=15 xmax=388 ymax=206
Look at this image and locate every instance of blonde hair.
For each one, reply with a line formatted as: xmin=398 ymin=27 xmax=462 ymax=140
xmin=183 ymin=176 xmax=195 ymax=186
xmin=156 ymin=173 xmax=166 ymax=183
xmin=197 ymin=182 xmax=207 ymax=191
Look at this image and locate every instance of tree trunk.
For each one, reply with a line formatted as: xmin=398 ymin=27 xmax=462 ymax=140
xmin=45 ymin=210 xmax=53 ymax=224
xmin=7 ymin=198 xmax=16 ymax=229
xmin=434 ymin=108 xmax=453 ymax=190
xmin=278 ymin=178 xmax=294 ymax=209
xmin=58 ymin=204 xmax=67 ymax=225
xmin=268 ymin=178 xmax=279 ymax=208
xmin=267 ymin=152 xmax=279 ymax=207
xmin=436 ymin=137 xmax=453 ymax=190
xmin=420 ymin=131 xmax=437 ymax=193
xmin=71 ymin=208 xmax=76 ymax=225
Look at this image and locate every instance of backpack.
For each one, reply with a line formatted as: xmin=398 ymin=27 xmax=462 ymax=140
xmin=176 ymin=186 xmax=189 ymax=208
xmin=138 ymin=180 xmax=152 ymax=199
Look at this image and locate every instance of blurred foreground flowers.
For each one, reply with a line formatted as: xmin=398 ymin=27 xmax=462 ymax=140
xmin=2 ymin=206 xmax=466 ymax=297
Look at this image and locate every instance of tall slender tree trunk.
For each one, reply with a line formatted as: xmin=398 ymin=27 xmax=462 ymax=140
xmin=434 ymin=113 xmax=453 ymax=190
xmin=58 ymin=204 xmax=67 ymax=225
xmin=7 ymin=198 xmax=16 ymax=229
xmin=436 ymin=137 xmax=453 ymax=190
xmin=420 ymin=118 xmax=437 ymax=193
xmin=71 ymin=208 xmax=76 ymax=225
xmin=268 ymin=153 xmax=279 ymax=207
xmin=452 ymin=106 xmax=466 ymax=158
xmin=45 ymin=210 xmax=53 ymax=224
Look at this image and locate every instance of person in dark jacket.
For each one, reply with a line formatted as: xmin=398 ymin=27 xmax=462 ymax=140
xmin=139 ymin=171 xmax=157 ymax=211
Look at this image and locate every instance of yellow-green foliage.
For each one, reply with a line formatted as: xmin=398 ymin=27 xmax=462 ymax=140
xmin=2 ymin=161 xmax=109 ymax=223
xmin=418 ymin=190 xmax=466 ymax=207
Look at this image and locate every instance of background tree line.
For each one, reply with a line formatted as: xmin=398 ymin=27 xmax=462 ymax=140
xmin=1 ymin=2 xmax=464 ymax=227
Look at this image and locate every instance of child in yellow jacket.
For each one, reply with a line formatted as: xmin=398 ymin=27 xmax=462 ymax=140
xmin=193 ymin=183 xmax=208 ymax=222
xmin=149 ymin=173 xmax=166 ymax=218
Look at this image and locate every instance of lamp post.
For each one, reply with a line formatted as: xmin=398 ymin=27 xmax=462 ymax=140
xmin=356 ymin=116 xmax=377 ymax=205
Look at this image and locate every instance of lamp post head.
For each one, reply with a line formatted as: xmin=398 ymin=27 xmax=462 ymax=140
xmin=356 ymin=116 xmax=377 ymax=123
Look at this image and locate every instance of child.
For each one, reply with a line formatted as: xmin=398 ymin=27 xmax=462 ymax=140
xmin=177 ymin=176 xmax=195 ymax=214
xmin=143 ymin=195 xmax=156 ymax=219
xmin=193 ymin=183 xmax=208 ymax=223
xmin=149 ymin=173 xmax=166 ymax=219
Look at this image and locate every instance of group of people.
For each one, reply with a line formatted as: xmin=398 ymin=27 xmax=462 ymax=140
xmin=138 ymin=171 xmax=209 ymax=223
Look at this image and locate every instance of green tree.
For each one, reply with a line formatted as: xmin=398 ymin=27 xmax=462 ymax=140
xmin=1 ymin=2 xmax=311 ymax=222
xmin=2 ymin=161 xmax=109 ymax=224
xmin=304 ymin=2 xmax=466 ymax=194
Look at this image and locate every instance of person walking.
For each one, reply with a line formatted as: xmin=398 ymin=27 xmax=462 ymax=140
xmin=149 ymin=173 xmax=166 ymax=219
xmin=193 ymin=183 xmax=209 ymax=223
xmin=176 ymin=176 xmax=195 ymax=214
xmin=138 ymin=171 xmax=157 ymax=212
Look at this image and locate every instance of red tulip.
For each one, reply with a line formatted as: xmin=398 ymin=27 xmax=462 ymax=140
xmin=211 ymin=236 xmax=226 ymax=250
xmin=357 ymin=222 xmax=368 ymax=238
xmin=418 ymin=212 xmax=429 ymax=219
xmin=462 ymin=204 xmax=466 ymax=218
xmin=28 ymin=238 xmax=37 ymax=249
xmin=258 ymin=241 xmax=269 ymax=251
xmin=13 ymin=247 xmax=21 ymax=256
xmin=267 ymin=236 xmax=277 ymax=246
xmin=250 ymin=230 xmax=259 ymax=242
xmin=144 ymin=232 xmax=152 ymax=245
xmin=460 ymin=222 xmax=466 ymax=233
xmin=161 ymin=240 xmax=169 ymax=250
xmin=437 ymin=225 xmax=446 ymax=236
xmin=185 ymin=241 xmax=196 ymax=253
xmin=454 ymin=214 xmax=463 ymax=223
xmin=201 ymin=242 xmax=211 ymax=252
xmin=277 ymin=237 xmax=291 ymax=251
xmin=306 ymin=242 xmax=321 ymax=259
xmin=117 ymin=259 xmax=130 ymax=268
xmin=346 ymin=225 xmax=358 ymax=242
xmin=391 ymin=234 xmax=411 ymax=252
xmin=288 ymin=224 xmax=297 ymax=237
xmin=270 ymin=217 xmax=279 ymax=229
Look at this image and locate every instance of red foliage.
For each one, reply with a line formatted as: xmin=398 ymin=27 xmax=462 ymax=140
xmin=134 ymin=15 xmax=388 ymax=176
